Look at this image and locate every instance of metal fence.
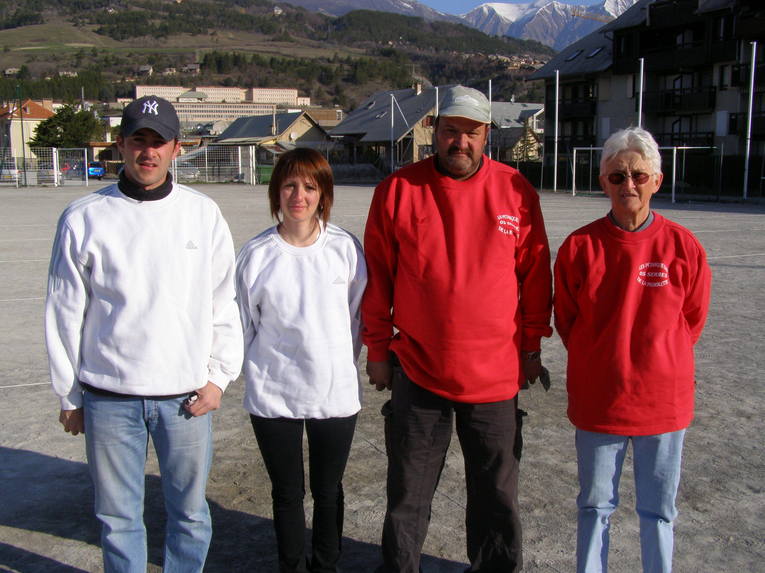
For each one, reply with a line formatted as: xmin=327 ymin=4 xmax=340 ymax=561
xmin=0 ymin=145 xmax=274 ymax=187
xmin=172 ymin=144 xmax=273 ymax=185
xmin=539 ymin=146 xmax=765 ymax=201
xmin=0 ymin=147 xmax=95 ymax=187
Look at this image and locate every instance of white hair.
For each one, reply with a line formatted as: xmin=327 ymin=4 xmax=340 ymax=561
xmin=600 ymin=127 xmax=662 ymax=174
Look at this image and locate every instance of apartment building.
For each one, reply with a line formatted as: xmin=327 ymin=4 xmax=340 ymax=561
xmin=135 ymin=85 xmax=308 ymax=106
xmin=529 ymin=0 xmax=764 ymax=194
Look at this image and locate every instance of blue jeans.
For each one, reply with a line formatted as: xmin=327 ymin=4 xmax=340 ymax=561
xmin=575 ymin=429 xmax=686 ymax=573
xmin=83 ymin=390 xmax=213 ymax=573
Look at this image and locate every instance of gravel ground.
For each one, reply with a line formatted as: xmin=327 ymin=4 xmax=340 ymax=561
xmin=1 ymin=183 xmax=763 ymax=572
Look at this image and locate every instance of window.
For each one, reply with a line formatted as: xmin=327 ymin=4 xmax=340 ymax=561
xmin=586 ymin=47 xmax=603 ymax=59
xmin=565 ymin=49 xmax=583 ymax=62
xmin=615 ymin=35 xmax=632 ymax=58
xmin=627 ymin=74 xmax=636 ymax=99
xmin=718 ymin=65 xmax=731 ymax=90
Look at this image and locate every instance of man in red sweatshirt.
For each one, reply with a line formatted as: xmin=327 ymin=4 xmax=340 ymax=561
xmin=554 ymin=127 xmax=711 ymax=573
xmin=362 ymin=85 xmax=553 ymax=573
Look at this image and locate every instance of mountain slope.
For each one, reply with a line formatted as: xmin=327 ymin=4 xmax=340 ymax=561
xmin=277 ymin=0 xmax=459 ymax=21
xmin=0 ymin=2 xmax=553 ymax=108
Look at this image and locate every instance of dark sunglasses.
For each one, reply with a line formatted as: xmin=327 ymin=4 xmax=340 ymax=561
xmin=607 ymin=172 xmax=651 ymax=185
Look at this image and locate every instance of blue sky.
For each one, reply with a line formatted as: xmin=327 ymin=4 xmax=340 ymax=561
xmin=418 ymin=0 xmax=598 ymax=16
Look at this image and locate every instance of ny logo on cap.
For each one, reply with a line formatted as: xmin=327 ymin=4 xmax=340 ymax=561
xmin=142 ymin=100 xmax=160 ymax=116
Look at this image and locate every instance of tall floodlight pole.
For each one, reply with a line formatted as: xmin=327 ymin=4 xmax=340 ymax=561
xmin=743 ymin=41 xmax=757 ymax=200
xmin=488 ymin=79 xmax=493 ymax=159
xmin=390 ymin=94 xmax=395 ymax=174
xmin=638 ymin=58 xmax=645 ymax=128
xmin=554 ymin=70 xmax=559 ymax=192
xmin=16 ymin=85 xmax=27 ymax=187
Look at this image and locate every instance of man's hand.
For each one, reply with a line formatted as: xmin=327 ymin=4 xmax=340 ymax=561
xmin=184 ymin=381 xmax=223 ymax=416
xmin=59 ymin=408 xmax=84 ymax=436
xmin=522 ymin=351 xmax=550 ymax=391
xmin=367 ymin=360 xmax=393 ymax=391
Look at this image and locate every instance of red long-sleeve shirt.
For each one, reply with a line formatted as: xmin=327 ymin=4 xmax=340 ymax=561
xmin=554 ymin=213 xmax=711 ymax=435
xmin=362 ymin=156 xmax=552 ymax=403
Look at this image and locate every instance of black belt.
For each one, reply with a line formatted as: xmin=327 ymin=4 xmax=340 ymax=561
xmin=81 ymin=382 xmax=190 ymax=400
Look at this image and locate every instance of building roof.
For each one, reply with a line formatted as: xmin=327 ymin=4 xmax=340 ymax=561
xmin=330 ymin=86 xmax=440 ymax=143
xmin=491 ymin=102 xmax=543 ymax=129
xmin=697 ymin=0 xmax=735 ymax=14
xmin=331 ymin=86 xmax=543 ymax=143
xmin=597 ymin=0 xmax=652 ymax=32
xmin=179 ymin=90 xmax=208 ymax=100
xmin=0 ymin=99 xmax=55 ymax=121
xmin=215 ymin=112 xmax=307 ymax=144
xmin=528 ymin=26 xmax=613 ymax=81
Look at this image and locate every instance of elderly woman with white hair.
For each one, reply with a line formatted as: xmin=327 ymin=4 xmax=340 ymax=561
xmin=553 ymin=127 xmax=712 ymax=573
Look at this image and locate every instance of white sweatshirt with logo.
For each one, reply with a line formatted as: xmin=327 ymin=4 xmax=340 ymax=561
xmin=45 ymin=183 xmax=244 ymax=409
xmin=236 ymin=223 xmax=367 ymax=419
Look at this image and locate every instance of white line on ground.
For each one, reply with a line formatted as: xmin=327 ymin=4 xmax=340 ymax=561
xmin=694 ymin=229 xmax=765 ymax=234
xmin=0 ymin=297 xmax=44 ymax=302
xmin=708 ymin=252 xmax=765 ymax=260
xmin=0 ymin=382 xmax=49 ymax=389
xmin=0 ymin=259 xmax=48 ymax=264
xmin=0 ymin=238 xmax=50 ymax=243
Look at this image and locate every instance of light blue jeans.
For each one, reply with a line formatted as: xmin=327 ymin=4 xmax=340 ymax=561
xmin=83 ymin=390 xmax=213 ymax=573
xmin=575 ymin=428 xmax=686 ymax=573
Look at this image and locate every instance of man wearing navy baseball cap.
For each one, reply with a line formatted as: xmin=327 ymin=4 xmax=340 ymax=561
xmin=116 ymin=95 xmax=182 ymax=195
xmin=45 ymin=95 xmax=243 ymax=571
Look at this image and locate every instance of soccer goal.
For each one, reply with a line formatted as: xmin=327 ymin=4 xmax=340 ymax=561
xmin=572 ymin=145 xmax=718 ymax=202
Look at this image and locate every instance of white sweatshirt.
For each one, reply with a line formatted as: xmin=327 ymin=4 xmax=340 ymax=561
xmin=45 ymin=183 xmax=244 ymax=410
xmin=236 ymin=223 xmax=367 ymax=419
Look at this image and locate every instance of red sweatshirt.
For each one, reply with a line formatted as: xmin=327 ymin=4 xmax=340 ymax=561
xmin=554 ymin=213 xmax=711 ymax=435
xmin=362 ymin=156 xmax=552 ymax=403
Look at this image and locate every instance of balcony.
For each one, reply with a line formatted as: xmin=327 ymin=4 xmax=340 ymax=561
xmin=641 ymin=43 xmax=708 ymax=72
xmin=647 ymin=0 xmax=700 ymax=29
xmin=543 ymin=135 xmax=597 ymax=154
xmin=729 ymin=113 xmax=765 ymax=139
xmin=731 ymin=64 xmax=765 ymax=89
xmin=653 ymin=131 xmax=714 ymax=147
xmin=556 ymin=99 xmax=597 ymax=118
xmin=710 ymin=39 xmax=737 ymax=64
xmin=642 ymin=87 xmax=716 ymax=114
xmin=736 ymin=17 xmax=765 ymax=41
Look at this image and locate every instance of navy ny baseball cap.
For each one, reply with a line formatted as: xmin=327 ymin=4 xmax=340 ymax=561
xmin=120 ymin=96 xmax=180 ymax=141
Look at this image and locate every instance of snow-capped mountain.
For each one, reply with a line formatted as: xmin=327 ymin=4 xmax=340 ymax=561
xmin=462 ymin=0 xmax=639 ymax=50
xmin=276 ymin=0 xmax=638 ymax=50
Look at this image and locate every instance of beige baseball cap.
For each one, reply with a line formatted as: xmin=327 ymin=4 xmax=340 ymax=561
xmin=439 ymin=86 xmax=490 ymax=124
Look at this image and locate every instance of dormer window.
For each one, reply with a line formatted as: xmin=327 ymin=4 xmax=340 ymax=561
xmin=586 ymin=47 xmax=603 ymax=58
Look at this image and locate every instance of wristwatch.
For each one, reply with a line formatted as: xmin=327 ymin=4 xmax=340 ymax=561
xmin=523 ymin=351 xmax=541 ymax=361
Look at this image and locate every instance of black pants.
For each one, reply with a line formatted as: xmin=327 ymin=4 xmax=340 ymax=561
xmin=380 ymin=366 xmax=524 ymax=573
xmin=251 ymin=414 xmax=358 ymax=573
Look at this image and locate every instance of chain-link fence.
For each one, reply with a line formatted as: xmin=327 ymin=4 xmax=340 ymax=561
xmin=172 ymin=144 xmax=274 ymax=184
xmin=0 ymin=147 xmax=95 ymax=187
xmin=0 ymin=145 xmax=277 ymax=187
xmin=543 ymin=146 xmax=765 ymax=200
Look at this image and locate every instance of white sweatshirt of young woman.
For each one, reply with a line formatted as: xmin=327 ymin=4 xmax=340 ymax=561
xmin=236 ymin=223 xmax=367 ymax=419
xmin=45 ymin=184 xmax=244 ymax=409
